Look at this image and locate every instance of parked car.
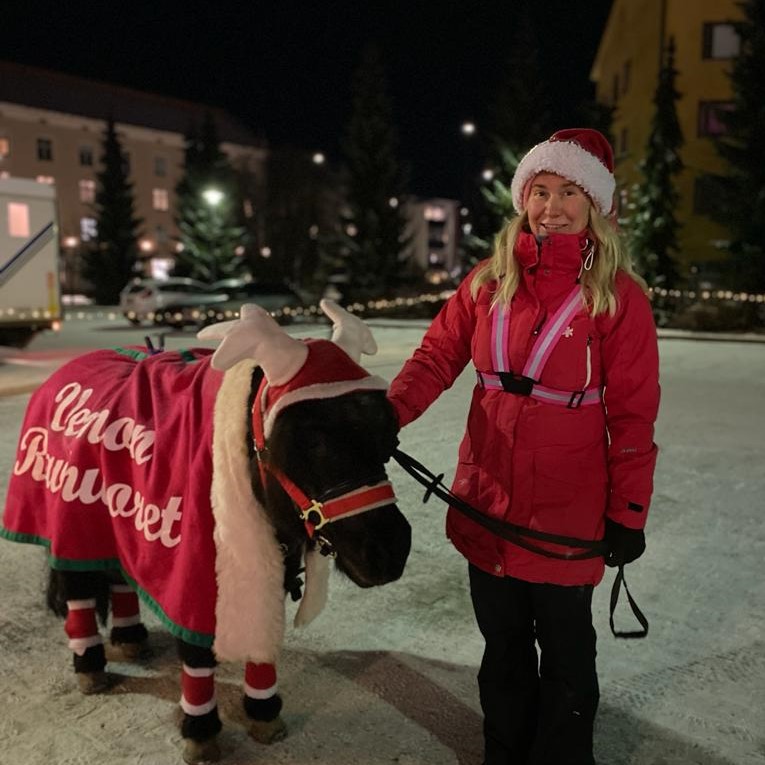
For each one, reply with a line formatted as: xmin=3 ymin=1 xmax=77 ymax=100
xmin=148 ymin=278 xmax=306 ymax=329
xmin=119 ymin=277 xmax=211 ymax=325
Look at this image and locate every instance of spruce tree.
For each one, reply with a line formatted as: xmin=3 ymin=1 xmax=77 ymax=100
xmin=81 ymin=117 xmax=141 ymax=304
xmin=713 ymin=0 xmax=765 ymax=290
xmin=174 ymin=113 xmax=245 ymax=283
xmin=330 ymin=44 xmax=409 ymax=300
xmin=626 ymin=37 xmax=683 ymax=288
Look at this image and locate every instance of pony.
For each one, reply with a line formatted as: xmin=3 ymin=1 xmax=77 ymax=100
xmin=1 ymin=300 xmax=411 ymax=763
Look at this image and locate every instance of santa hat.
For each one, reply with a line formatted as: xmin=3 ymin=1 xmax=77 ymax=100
xmin=259 ymin=339 xmax=389 ymax=437
xmin=511 ymin=128 xmax=615 ymax=215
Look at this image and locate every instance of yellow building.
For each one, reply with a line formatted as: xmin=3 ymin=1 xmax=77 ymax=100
xmin=591 ymin=0 xmax=743 ymax=282
xmin=0 ymin=61 xmax=267 ymax=292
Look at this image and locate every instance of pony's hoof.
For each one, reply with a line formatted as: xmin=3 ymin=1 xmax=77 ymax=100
xmin=183 ymin=736 xmax=221 ymax=764
xmin=109 ymin=640 xmax=151 ymax=661
xmin=248 ymin=715 xmax=287 ymax=744
xmin=77 ymin=671 xmax=110 ymax=695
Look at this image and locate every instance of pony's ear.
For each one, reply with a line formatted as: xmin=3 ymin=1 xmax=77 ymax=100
xmin=320 ymin=298 xmax=377 ymax=362
xmin=197 ymin=303 xmax=308 ymax=382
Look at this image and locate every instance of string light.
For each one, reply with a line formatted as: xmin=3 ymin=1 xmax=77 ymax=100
xmin=6 ymin=287 xmax=755 ymax=327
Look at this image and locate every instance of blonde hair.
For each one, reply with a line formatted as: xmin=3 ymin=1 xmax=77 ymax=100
xmin=471 ymin=209 xmax=647 ymax=316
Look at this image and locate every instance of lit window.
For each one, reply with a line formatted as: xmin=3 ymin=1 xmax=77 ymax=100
xmin=79 ymin=146 xmax=94 ymax=166
xmin=698 ymin=101 xmax=734 ymax=136
xmin=35 ymin=175 xmax=55 ymax=185
xmin=0 ymin=137 xmax=9 ymax=159
xmin=8 ymin=203 xmax=30 ymax=237
xmin=154 ymin=156 xmax=167 ymax=177
xmin=424 ymin=205 xmax=446 ymax=222
xmin=80 ymin=217 xmax=98 ymax=242
xmin=703 ymin=23 xmax=740 ymax=59
xmin=152 ymin=188 xmax=169 ymax=211
xmin=37 ymin=138 xmax=53 ymax=161
xmin=79 ymin=179 xmax=96 ymax=203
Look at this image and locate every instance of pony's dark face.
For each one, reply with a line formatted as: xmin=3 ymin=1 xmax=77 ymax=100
xmin=264 ymin=390 xmax=411 ymax=587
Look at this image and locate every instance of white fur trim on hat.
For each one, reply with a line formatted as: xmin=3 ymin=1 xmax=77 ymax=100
xmin=262 ymin=375 xmax=389 ymax=437
xmin=511 ymin=139 xmax=615 ymax=215
xmin=293 ymin=547 xmax=331 ymax=627
xmin=212 ymin=358 xmax=286 ymax=663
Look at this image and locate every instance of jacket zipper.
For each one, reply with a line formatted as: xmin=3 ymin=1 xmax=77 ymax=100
xmin=584 ymin=335 xmax=592 ymax=388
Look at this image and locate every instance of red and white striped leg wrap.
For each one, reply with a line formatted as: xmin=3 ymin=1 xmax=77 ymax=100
xmin=109 ymin=584 xmax=141 ymax=627
xmin=65 ymin=599 xmax=103 ymax=656
xmin=180 ymin=665 xmax=217 ymax=716
xmin=244 ymin=662 xmax=277 ymax=700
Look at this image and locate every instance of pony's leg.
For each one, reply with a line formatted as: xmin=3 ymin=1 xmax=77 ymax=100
xmin=243 ymin=662 xmax=287 ymax=744
xmin=108 ymin=581 xmax=149 ymax=660
xmin=61 ymin=572 xmax=109 ymax=694
xmin=176 ymin=639 xmax=222 ymax=765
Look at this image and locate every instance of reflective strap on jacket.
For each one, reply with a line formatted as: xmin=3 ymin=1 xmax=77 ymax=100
xmin=476 ymin=370 xmax=602 ymax=408
xmin=483 ymin=285 xmax=600 ymax=408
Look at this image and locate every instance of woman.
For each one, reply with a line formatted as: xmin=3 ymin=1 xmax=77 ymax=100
xmin=388 ymin=128 xmax=659 ymax=765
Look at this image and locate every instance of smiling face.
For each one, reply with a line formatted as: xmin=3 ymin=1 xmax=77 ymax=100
xmin=526 ymin=172 xmax=592 ymax=236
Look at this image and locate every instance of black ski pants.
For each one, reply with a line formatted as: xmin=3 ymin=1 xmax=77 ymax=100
xmin=468 ymin=564 xmax=599 ymax=765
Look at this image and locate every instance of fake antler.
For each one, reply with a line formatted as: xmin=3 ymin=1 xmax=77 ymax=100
xmin=320 ymin=298 xmax=377 ymax=362
xmin=196 ymin=303 xmax=308 ymax=384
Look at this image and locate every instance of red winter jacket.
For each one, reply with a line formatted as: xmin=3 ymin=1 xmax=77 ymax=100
xmin=388 ymin=230 xmax=660 ymax=586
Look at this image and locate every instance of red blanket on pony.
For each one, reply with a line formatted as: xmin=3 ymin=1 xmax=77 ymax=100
xmin=2 ymin=347 xmax=291 ymax=659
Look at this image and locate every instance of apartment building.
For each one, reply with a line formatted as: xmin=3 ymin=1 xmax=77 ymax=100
xmin=0 ymin=61 xmax=266 ymax=290
xmin=591 ymin=0 xmax=743 ymax=279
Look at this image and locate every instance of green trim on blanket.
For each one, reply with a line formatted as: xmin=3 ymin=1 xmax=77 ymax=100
xmin=111 ymin=346 xmax=200 ymax=365
xmin=0 ymin=527 xmax=215 ymax=648
xmin=113 ymin=346 xmax=151 ymax=361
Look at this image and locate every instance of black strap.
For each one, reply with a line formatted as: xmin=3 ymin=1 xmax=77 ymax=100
xmin=609 ymin=565 xmax=649 ymax=638
xmin=393 ymin=449 xmax=604 ymax=560
xmin=392 ymin=448 xmax=648 ymax=639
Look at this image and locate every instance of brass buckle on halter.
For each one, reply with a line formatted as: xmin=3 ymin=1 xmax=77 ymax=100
xmin=301 ymin=499 xmax=329 ymax=530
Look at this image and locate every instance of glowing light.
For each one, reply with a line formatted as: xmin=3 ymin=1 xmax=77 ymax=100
xmin=139 ymin=239 xmax=154 ymax=253
xmin=312 ymin=152 xmax=326 ymax=165
xmin=202 ymin=188 xmax=224 ymax=206
xmin=482 ymin=169 xmax=495 ymax=181
xmin=63 ymin=236 xmax=79 ymax=248
xmin=260 ymin=246 xmax=272 ymax=258
xmin=461 ymin=121 xmax=476 ymax=136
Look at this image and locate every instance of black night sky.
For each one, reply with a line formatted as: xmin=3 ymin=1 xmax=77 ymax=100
xmin=5 ymin=0 xmax=612 ymax=198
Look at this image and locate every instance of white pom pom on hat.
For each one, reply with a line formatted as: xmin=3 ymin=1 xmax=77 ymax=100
xmin=510 ymin=128 xmax=616 ymax=216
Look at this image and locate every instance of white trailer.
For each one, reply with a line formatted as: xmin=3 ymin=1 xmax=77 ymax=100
xmin=0 ymin=177 xmax=62 ymax=347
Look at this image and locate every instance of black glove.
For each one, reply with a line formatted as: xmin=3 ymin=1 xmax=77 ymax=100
xmin=604 ymin=519 xmax=646 ymax=567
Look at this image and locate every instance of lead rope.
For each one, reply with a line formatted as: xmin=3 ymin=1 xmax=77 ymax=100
xmin=392 ymin=448 xmax=648 ymax=639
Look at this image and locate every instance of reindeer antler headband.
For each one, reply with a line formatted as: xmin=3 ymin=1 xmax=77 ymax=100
xmin=197 ymin=299 xmax=389 ymax=436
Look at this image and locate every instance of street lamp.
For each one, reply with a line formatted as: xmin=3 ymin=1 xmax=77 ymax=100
xmin=460 ymin=121 xmax=476 ymax=137
xmin=312 ymin=152 xmax=326 ymax=165
xmin=202 ymin=187 xmax=224 ymax=207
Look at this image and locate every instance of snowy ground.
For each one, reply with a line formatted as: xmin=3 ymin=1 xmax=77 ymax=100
xmin=0 ymin=324 xmax=763 ymax=765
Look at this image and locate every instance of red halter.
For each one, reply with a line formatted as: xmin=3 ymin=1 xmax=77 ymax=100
xmin=251 ymin=375 xmax=396 ymax=553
